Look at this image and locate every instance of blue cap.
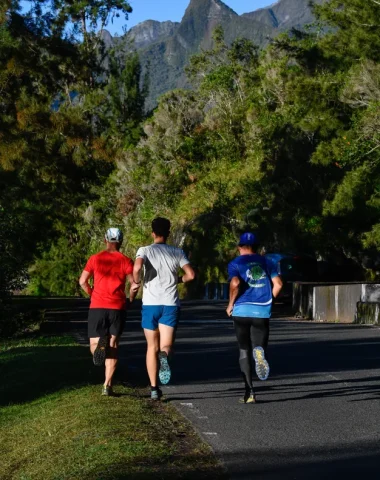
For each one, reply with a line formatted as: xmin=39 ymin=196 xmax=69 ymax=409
xmin=238 ymin=232 xmax=257 ymax=246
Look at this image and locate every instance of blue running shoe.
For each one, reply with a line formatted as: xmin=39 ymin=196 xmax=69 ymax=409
xmin=158 ymin=351 xmax=171 ymax=385
xmin=150 ymin=388 xmax=163 ymax=401
xmin=253 ymin=346 xmax=270 ymax=381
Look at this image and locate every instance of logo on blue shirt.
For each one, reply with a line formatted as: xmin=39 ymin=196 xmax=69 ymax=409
xmin=246 ymin=263 xmax=266 ymax=287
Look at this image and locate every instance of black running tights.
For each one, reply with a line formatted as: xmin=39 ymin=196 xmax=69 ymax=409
xmin=233 ymin=317 xmax=270 ymax=390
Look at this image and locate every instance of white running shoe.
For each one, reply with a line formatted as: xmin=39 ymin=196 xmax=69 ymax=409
xmin=253 ymin=346 xmax=270 ymax=381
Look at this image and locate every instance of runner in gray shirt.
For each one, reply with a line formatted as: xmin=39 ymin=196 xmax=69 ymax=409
xmin=131 ymin=217 xmax=195 ymax=400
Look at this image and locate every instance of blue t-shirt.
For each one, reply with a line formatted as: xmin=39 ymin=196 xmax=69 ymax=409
xmin=227 ymin=254 xmax=279 ymax=318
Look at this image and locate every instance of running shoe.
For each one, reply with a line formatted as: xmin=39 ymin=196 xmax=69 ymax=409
xmin=158 ymin=351 xmax=171 ymax=385
xmin=253 ymin=346 xmax=270 ymax=381
xmin=101 ymin=385 xmax=114 ymax=396
xmin=150 ymin=388 xmax=163 ymax=401
xmin=240 ymin=389 xmax=256 ymax=404
xmin=93 ymin=336 xmax=108 ymax=366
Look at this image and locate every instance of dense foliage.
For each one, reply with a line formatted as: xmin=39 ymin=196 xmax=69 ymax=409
xmin=112 ymin=0 xmax=380 ymax=286
xmin=1 ymin=0 xmax=379 ymax=312
xmin=0 ymin=0 xmax=143 ymax=327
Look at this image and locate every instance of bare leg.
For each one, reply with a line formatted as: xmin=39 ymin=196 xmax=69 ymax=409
xmin=104 ymin=335 xmax=119 ymax=387
xmin=144 ymin=328 xmax=160 ymax=386
xmin=90 ymin=337 xmax=100 ymax=355
xmin=158 ymin=324 xmax=176 ymax=357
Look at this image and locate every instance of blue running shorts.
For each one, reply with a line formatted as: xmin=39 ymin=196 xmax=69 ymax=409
xmin=142 ymin=305 xmax=180 ymax=331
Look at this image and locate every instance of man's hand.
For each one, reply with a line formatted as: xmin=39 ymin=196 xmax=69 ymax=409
xmin=129 ymin=281 xmax=140 ymax=303
xmin=226 ymin=304 xmax=234 ymax=317
xmin=128 ymin=273 xmax=140 ymax=303
xmin=130 ymin=281 xmax=141 ymax=293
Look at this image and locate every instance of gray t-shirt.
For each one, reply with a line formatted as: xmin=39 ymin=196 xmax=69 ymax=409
xmin=136 ymin=243 xmax=190 ymax=306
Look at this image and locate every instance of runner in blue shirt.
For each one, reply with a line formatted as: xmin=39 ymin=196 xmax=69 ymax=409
xmin=227 ymin=232 xmax=283 ymax=404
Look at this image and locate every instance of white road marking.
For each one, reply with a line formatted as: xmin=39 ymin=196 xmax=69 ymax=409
xmin=328 ymin=373 xmax=350 ymax=387
xmin=180 ymin=402 xmax=208 ymax=420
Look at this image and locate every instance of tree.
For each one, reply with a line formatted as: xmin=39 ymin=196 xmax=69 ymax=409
xmin=112 ymin=5 xmax=380 ymax=285
xmin=314 ymin=0 xmax=380 ymax=63
xmin=0 ymin=0 xmax=147 ymax=303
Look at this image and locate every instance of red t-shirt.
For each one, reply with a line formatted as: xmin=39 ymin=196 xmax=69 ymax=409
xmin=84 ymin=251 xmax=134 ymax=310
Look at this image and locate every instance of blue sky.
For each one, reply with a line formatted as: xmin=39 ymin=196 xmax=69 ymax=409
xmin=109 ymin=0 xmax=275 ymax=35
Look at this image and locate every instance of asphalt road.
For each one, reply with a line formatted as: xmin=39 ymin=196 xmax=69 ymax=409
xmin=121 ymin=301 xmax=380 ymax=480
xmin=46 ymin=300 xmax=380 ymax=479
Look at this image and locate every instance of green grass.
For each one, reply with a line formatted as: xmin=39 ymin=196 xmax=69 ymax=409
xmin=0 ymin=335 xmax=226 ymax=480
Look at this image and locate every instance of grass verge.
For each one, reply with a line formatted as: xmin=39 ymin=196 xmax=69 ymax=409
xmin=0 ymin=334 xmax=226 ymax=480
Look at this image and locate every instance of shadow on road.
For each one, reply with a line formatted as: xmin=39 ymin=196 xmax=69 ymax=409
xmin=9 ymin=299 xmax=380 ymax=409
xmin=60 ymin=440 xmax=380 ymax=480
xmin=219 ymin=440 xmax=380 ymax=480
xmin=124 ymin=323 xmax=380 ymax=374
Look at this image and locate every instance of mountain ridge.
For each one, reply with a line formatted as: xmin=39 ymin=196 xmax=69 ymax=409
xmin=106 ymin=0 xmax=320 ymax=109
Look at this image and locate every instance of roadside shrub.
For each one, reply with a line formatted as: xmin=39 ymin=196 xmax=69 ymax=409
xmin=0 ymin=301 xmax=45 ymax=338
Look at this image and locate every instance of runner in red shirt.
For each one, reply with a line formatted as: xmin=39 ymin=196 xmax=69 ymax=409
xmin=79 ymin=228 xmax=137 ymax=396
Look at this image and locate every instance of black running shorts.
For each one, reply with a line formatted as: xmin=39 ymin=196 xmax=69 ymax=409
xmin=88 ymin=308 xmax=126 ymax=338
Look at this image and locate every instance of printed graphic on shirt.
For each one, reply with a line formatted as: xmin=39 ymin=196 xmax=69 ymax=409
xmin=246 ymin=263 xmax=267 ymax=288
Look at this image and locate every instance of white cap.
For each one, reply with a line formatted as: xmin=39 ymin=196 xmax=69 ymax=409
xmin=105 ymin=228 xmax=123 ymax=243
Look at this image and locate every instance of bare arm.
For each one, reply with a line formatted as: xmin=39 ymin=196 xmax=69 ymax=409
xmin=178 ymin=263 xmax=195 ymax=284
xmin=79 ymin=270 xmax=93 ymax=297
xmin=272 ymin=275 xmax=283 ymax=299
xmin=130 ymin=257 xmax=144 ymax=298
xmin=125 ymin=273 xmax=138 ymax=303
xmin=226 ymin=276 xmax=240 ymax=317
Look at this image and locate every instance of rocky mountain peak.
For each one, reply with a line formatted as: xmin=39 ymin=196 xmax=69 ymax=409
xmin=183 ymin=0 xmax=237 ymax=22
xmin=126 ymin=20 xmax=179 ymax=49
xmin=99 ymin=29 xmax=114 ymax=48
xmin=104 ymin=0 xmax=318 ymax=110
xmin=243 ymin=0 xmax=321 ymax=30
xmin=173 ymin=0 xmax=237 ymax=53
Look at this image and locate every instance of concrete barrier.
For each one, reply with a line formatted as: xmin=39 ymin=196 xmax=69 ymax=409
xmin=293 ymin=282 xmax=380 ymax=324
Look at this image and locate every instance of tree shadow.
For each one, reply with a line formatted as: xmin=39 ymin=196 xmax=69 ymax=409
xmin=0 ymin=343 xmax=103 ymax=406
xmin=219 ymin=439 xmax=380 ymax=480
xmin=120 ymin=317 xmax=380 ymax=403
xmin=72 ymin=439 xmax=380 ymax=480
xmin=7 ymin=299 xmax=380 ymax=408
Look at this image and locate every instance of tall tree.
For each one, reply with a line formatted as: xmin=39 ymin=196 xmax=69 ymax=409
xmin=0 ymin=0 xmax=145 ymax=302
